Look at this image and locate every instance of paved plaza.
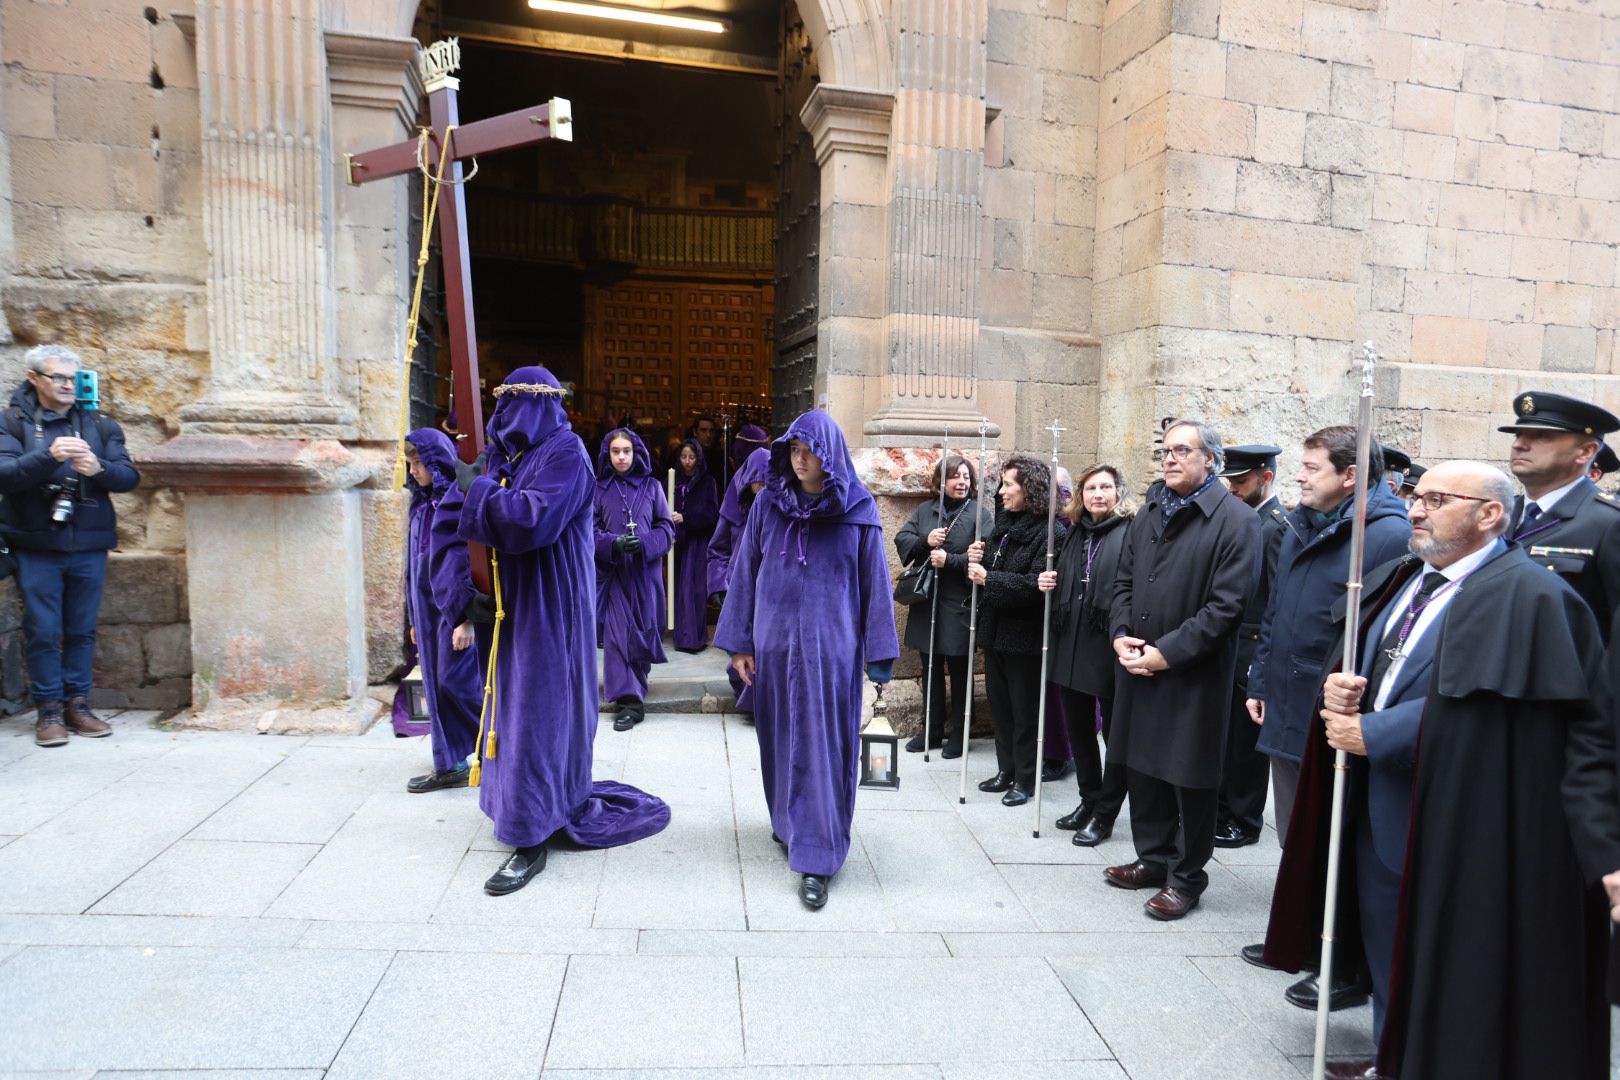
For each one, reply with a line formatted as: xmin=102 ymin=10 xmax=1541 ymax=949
xmin=0 ymin=678 xmax=1380 ymax=1079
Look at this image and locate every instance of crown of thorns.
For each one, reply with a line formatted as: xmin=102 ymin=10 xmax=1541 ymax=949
xmin=493 ymin=382 xmax=568 ymax=397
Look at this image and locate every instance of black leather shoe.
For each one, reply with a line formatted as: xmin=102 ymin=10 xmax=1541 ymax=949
xmin=941 ymin=743 xmax=962 ymax=759
xmin=1041 ymin=759 xmax=1072 ymax=783
xmin=905 ymin=734 xmax=925 ymax=753
xmin=1213 ymin=821 xmax=1261 ymax=848
xmin=799 ymin=873 xmax=828 ymax=909
xmin=1285 ymin=972 xmax=1371 ymax=1012
xmin=1000 ymin=784 xmax=1031 ymax=807
xmin=1055 ymin=800 xmax=1094 ymax=831
xmin=483 ymin=844 xmax=548 ymax=895
xmin=1240 ymin=942 xmax=1276 ymax=970
xmin=613 ymin=699 xmax=645 ymax=732
xmin=977 ymin=770 xmax=1014 ymax=793
xmin=406 ymin=764 xmax=471 ymax=793
xmin=1072 ymin=815 xmax=1114 ymax=847
xmin=771 ymin=832 xmax=786 ymax=847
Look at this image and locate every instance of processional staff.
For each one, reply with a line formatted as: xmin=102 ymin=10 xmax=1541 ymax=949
xmin=958 ymin=417 xmax=991 ymax=805
xmin=921 ymin=432 xmax=948 ymax=763
xmin=1312 ymin=342 xmax=1382 ymax=1080
xmin=1030 ymin=420 xmax=1064 ymax=838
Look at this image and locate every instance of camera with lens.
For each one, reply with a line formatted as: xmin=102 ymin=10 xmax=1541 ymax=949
xmin=47 ymin=479 xmax=80 ymax=525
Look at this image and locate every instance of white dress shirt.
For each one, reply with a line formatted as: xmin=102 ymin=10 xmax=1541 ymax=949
xmin=1371 ymin=540 xmax=1505 ymax=710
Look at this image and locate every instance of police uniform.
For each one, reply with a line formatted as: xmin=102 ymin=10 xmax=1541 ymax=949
xmin=1382 ymin=444 xmax=1412 ymax=497
xmin=1214 ymin=445 xmax=1288 ymax=845
xmin=1590 ymin=442 xmax=1618 ymax=482
xmin=1500 ymin=391 xmax=1620 ymax=637
xmin=1398 ymin=462 xmax=1426 ymax=500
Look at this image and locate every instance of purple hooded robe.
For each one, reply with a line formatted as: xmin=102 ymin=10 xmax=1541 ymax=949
xmin=708 ymin=447 xmax=774 ymax=710
xmin=405 ymin=428 xmax=483 ymax=770
xmin=457 ymin=367 xmax=670 ymax=850
xmin=593 ymin=428 xmax=675 ymax=703
xmin=671 ymin=438 xmax=720 ymax=651
xmin=731 ymin=423 xmax=770 ymax=473
xmin=713 ymin=411 xmax=900 ymax=877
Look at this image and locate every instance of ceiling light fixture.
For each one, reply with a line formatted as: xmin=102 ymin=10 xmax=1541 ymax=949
xmin=528 ymin=0 xmax=728 ymax=34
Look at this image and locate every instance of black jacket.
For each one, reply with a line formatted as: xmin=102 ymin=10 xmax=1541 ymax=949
xmin=1048 ymin=510 xmax=1131 ymax=698
xmin=0 ymin=383 xmax=140 ymax=553
xmin=1510 ymin=480 xmax=1620 ymax=637
xmin=894 ymin=494 xmax=994 ymax=656
xmin=978 ymin=506 xmax=1066 ymax=656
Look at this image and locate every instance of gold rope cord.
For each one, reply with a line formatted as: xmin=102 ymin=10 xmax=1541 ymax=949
xmin=468 ymin=476 xmax=509 ymax=788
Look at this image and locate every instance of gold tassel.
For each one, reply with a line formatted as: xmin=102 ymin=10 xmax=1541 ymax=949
xmin=484 ymin=729 xmax=497 ymax=758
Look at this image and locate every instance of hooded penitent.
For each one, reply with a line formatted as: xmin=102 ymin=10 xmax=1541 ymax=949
xmin=593 ymin=427 xmax=674 ymax=703
xmin=458 ymin=367 xmax=670 ymax=849
xmin=713 ymin=410 xmax=899 ymax=877
xmin=731 ymin=423 xmax=770 ymax=472
xmin=671 ymin=437 xmax=720 ymax=651
xmin=707 ymin=447 xmax=772 ymax=597
xmin=404 ymin=427 xmax=483 ymax=770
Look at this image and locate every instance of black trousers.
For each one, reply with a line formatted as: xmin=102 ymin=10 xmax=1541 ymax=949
xmin=1057 ymin=685 xmax=1127 ymax=822
xmin=1217 ymin=683 xmax=1269 ymax=834
xmin=985 ymin=649 xmax=1042 ymax=790
xmin=919 ymin=652 xmax=970 ymax=749
xmin=1126 ymin=768 xmax=1218 ymax=895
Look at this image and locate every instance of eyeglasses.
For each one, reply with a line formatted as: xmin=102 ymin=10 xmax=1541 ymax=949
xmin=1411 ymin=490 xmax=1490 ymax=512
xmin=32 ymin=372 xmax=75 ymax=387
xmin=1152 ymin=445 xmax=1203 ymax=462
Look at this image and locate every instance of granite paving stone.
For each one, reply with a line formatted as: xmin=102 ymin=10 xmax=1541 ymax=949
xmin=1192 ymin=954 xmax=1376 ymax=1058
xmin=0 ymin=945 xmax=392 ymax=1072
xmin=0 ymin=913 xmax=311 ymax=949
xmin=738 ymin=956 xmax=1110 ymax=1065
xmin=857 ymin=811 xmax=1038 ymax=932
xmin=296 ymin=920 xmax=635 ymax=955
xmin=999 ymin=861 xmax=1269 ymax=934
xmin=544 ymin=955 xmax=745 ymax=1069
xmin=328 ymin=951 xmax=567 ymax=1079
xmin=432 ymin=843 xmax=605 ymax=928
xmin=90 ymin=838 xmax=320 ymax=918
xmin=593 ymin=803 xmax=747 ymax=931
xmin=737 ymin=826 xmax=895 ymax=932
xmin=638 ymin=929 xmax=948 ymax=958
xmin=543 ymin=1069 xmax=943 ymax=1080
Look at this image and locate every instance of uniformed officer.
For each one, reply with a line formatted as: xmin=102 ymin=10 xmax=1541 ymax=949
xmin=1500 ymin=390 xmax=1620 ymax=634
xmin=1213 ymin=444 xmax=1289 ymax=847
xmin=1588 ymin=442 xmax=1617 ymax=486
xmin=1398 ymin=462 xmax=1425 ymax=504
xmin=1381 ymin=444 xmax=1413 ymax=497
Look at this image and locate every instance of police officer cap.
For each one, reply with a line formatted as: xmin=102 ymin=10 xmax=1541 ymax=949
xmin=1381 ymin=445 xmax=1412 ymax=475
xmin=1497 ymin=391 xmax=1620 ymax=437
xmin=1595 ymin=443 xmax=1619 ymax=475
xmin=1398 ymin=463 xmax=1426 ymax=493
xmin=1218 ymin=444 xmax=1281 ymax=477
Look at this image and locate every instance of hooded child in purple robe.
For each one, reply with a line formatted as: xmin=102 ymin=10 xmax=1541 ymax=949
xmin=671 ymin=437 xmax=720 ymax=653
xmin=457 ymin=367 xmax=671 ymax=896
xmin=594 ymin=427 xmax=675 ymax=731
xmin=731 ymin=423 xmax=770 ymax=473
xmin=402 ymin=429 xmax=484 ymax=791
xmin=714 ymin=410 xmax=900 ymax=910
xmin=707 ymin=447 xmax=774 ymax=712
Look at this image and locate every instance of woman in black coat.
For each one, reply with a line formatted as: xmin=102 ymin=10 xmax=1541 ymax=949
xmin=894 ymin=455 xmax=994 ymax=757
xmin=968 ymin=456 xmax=1066 ymax=806
xmin=1038 ymin=463 xmax=1135 ymax=845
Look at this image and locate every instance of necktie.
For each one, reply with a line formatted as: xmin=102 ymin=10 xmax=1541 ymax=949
xmin=1366 ymin=570 xmax=1449 ymax=695
xmin=1518 ymin=502 xmax=1542 ymax=536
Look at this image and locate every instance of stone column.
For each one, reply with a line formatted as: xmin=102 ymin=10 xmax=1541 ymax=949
xmin=864 ymin=0 xmax=996 ymax=444
xmin=143 ymin=1 xmax=415 ymax=731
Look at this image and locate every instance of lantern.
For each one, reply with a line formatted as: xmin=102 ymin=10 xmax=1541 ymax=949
xmin=859 ymin=684 xmax=900 ymax=790
xmin=403 ymin=666 xmax=429 ymax=725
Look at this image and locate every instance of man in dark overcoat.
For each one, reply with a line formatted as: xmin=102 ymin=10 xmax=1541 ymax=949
xmin=1103 ymin=419 xmax=1261 ymax=920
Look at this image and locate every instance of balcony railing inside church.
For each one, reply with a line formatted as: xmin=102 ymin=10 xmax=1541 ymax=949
xmin=466 ymin=190 xmax=774 ymax=275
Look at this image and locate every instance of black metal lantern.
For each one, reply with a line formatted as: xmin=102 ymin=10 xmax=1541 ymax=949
xmin=403 ymin=666 xmax=429 ymax=724
xmin=859 ymin=684 xmax=900 ymax=790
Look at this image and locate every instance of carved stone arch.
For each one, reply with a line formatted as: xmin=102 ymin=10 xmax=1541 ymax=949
xmin=794 ymin=0 xmax=894 ymax=93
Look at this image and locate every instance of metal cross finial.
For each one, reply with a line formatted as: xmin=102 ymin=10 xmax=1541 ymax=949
xmin=978 ymin=416 xmax=990 ymax=438
xmin=1359 ymin=342 xmax=1381 ymax=398
xmin=1046 ymin=419 xmax=1067 ymax=460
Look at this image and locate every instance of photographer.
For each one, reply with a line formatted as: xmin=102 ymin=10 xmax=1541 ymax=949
xmin=0 ymin=345 xmax=140 ymax=747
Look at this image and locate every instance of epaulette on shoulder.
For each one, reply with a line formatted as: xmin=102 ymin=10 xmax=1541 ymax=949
xmin=1596 ymin=491 xmax=1620 ymax=510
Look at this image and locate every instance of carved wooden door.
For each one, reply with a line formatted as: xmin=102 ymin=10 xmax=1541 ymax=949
xmin=773 ymin=1 xmax=820 ymax=426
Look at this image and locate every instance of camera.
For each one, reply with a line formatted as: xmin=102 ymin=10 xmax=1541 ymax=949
xmin=48 ymin=479 xmax=80 ymax=525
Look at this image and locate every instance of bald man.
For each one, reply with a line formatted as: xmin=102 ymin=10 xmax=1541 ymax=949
xmin=1263 ymin=462 xmax=1609 ymax=1080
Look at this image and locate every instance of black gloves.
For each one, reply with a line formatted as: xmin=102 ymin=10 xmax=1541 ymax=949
xmin=463 ymin=593 xmax=497 ymax=625
xmin=613 ymin=533 xmax=643 ymax=556
xmin=454 ymin=450 xmax=487 ymax=493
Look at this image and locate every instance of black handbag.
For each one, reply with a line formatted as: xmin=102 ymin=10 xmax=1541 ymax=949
xmin=893 ymin=560 xmax=936 ymax=606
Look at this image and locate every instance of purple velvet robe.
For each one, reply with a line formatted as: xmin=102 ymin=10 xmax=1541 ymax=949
xmin=671 ymin=438 xmax=719 ymax=651
xmin=593 ymin=429 xmax=675 ymax=703
xmin=708 ymin=448 xmax=773 ymax=710
xmin=404 ymin=429 xmax=482 ymax=771
xmin=458 ymin=367 xmax=670 ymax=850
xmin=714 ymin=411 xmax=900 ymax=877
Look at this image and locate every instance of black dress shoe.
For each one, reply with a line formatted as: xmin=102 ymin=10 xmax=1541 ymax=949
xmin=1072 ymin=815 xmax=1114 ymax=847
xmin=1240 ymin=942 xmax=1276 ymax=970
xmin=1285 ymin=972 xmax=1371 ymax=1012
xmin=1055 ymin=800 xmax=1094 ymax=831
xmin=1213 ymin=821 xmax=1260 ymax=848
xmin=940 ymin=743 xmax=962 ymax=760
xmin=977 ymin=770 xmax=1014 ymax=793
xmin=1000 ymin=784 xmax=1031 ymax=807
xmin=406 ymin=764 xmax=471 ymax=793
xmin=799 ymin=873 xmax=829 ymax=909
xmin=483 ymin=844 xmax=548 ymax=895
xmin=904 ymin=733 xmax=943 ymax=753
xmin=612 ymin=699 xmax=645 ymax=732
xmin=1041 ymin=759 xmax=1072 ymax=783
xmin=771 ymin=832 xmax=786 ymax=847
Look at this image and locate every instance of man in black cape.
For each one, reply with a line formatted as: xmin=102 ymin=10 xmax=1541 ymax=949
xmin=1263 ymin=461 xmax=1610 ymax=1080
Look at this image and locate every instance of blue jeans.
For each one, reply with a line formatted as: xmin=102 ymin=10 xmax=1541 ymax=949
xmin=15 ymin=549 xmax=108 ymax=703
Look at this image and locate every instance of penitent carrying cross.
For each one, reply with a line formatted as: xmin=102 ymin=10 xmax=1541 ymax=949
xmin=346 ymin=38 xmax=573 ymax=591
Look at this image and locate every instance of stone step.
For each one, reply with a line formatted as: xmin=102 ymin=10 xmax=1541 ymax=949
xmin=598 ymin=644 xmax=739 ymax=714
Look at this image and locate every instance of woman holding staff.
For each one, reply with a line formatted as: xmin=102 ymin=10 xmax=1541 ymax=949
xmin=1038 ymin=463 xmax=1136 ymax=844
xmin=894 ymin=453 xmax=993 ymax=758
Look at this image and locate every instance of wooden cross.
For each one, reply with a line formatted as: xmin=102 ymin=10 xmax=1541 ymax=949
xmin=346 ymin=38 xmax=573 ymax=590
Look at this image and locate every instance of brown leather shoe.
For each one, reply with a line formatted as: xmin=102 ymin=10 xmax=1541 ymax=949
xmin=34 ymin=702 xmax=68 ymax=747
xmin=1102 ymin=860 xmax=1168 ymax=890
xmin=65 ymin=696 xmax=111 ymax=738
xmin=1144 ymin=885 xmax=1200 ymax=920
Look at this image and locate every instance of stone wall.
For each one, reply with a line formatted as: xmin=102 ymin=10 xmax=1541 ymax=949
xmin=0 ymin=1 xmax=201 ymax=710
